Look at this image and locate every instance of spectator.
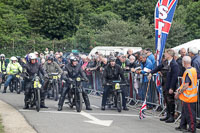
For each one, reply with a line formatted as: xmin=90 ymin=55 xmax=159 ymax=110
xmin=127 ymin=49 xmax=134 ymax=58
xmin=188 ymin=47 xmax=200 ymax=79
xmin=176 ymin=48 xmax=186 ymax=76
xmin=175 ymin=56 xmax=198 ymax=133
xmin=145 ymin=48 xmax=156 ymax=69
xmin=136 ymin=53 xmax=153 ymax=102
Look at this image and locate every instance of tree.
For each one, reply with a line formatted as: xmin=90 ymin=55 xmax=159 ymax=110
xmin=185 ymin=1 xmax=200 ymax=39
xmin=28 ymin=0 xmax=78 ymax=39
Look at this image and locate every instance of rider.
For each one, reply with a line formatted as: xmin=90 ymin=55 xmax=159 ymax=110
xmin=23 ymin=53 xmax=48 ymax=109
xmin=0 ymin=54 xmax=8 ymax=84
xmin=3 ymin=56 xmax=22 ymax=93
xmin=58 ymin=56 xmax=92 ymax=111
xmin=43 ymin=56 xmax=63 ymax=95
xmin=101 ymin=56 xmax=129 ymax=111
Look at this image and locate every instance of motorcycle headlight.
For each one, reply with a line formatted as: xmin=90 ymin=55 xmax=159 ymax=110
xmin=76 ymin=77 xmax=81 ymax=81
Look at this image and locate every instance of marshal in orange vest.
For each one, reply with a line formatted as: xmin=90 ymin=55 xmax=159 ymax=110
xmin=178 ymin=67 xmax=198 ymax=103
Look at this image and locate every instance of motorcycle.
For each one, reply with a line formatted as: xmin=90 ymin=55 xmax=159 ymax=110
xmin=106 ymin=80 xmax=125 ymax=112
xmin=47 ymin=73 xmax=59 ymax=101
xmin=9 ymin=74 xmax=23 ymax=94
xmin=66 ymin=77 xmax=84 ymax=112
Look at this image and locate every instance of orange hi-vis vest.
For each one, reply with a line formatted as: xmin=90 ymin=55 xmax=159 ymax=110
xmin=179 ymin=67 xmax=198 ymax=103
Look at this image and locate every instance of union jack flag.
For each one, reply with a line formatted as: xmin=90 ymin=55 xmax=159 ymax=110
xmin=155 ymin=0 xmax=178 ymax=65
xmin=155 ymin=0 xmax=178 ymax=105
xmin=139 ymin=99 xmax=147 ymax=120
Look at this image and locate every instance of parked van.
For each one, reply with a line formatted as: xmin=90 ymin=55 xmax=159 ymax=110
xmin=88 ymin=46 xmax=142 ymax=57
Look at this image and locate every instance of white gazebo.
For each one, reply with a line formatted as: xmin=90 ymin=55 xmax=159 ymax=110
xmin=172 ymin=39 xmax=200 ymax=53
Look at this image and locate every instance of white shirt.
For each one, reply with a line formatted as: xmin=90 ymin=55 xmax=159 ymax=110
xmin=168 ymin=58 xmax=173 ymax=65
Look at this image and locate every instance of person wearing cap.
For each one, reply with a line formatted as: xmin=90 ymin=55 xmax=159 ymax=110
xmin=58 ymin=56 xmax=92 ymax=111
xmin=101 ymin=56 xmax=129 ymax=111
xmin=3 ymin=56 xmax=22 ymax=93
xmin=0 ymin=54 xmax=8 ymax=84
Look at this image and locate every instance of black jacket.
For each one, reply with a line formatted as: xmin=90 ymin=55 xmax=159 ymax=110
xmin=24 ymin=62 xmax=46 ymax=80
xmin=176 ymin=57 xmax=185 ymax=76
xmin=151 ymin=59 xmax=179 ymax=91
xmin=103 ymin=64 xmax=125 ymax=84
xmin=63 ymin=63 xmax=87 ymax=80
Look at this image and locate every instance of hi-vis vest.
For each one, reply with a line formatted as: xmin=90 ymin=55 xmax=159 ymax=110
xmin=179 ymin=67 xmax=198 ymax=103
xmin=0 ymin=61 xmax=6 ymax=72
xmin=6 ymin=62 xmax=22 ymax=75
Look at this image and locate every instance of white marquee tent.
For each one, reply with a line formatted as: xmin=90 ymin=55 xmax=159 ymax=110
xmin=172 ymin=39 xmax=200 ymax=53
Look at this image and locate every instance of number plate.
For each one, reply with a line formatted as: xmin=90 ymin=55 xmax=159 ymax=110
xmin=16 ymin=75 xmax=20 ymax=78
xmin=115 ymin=83 xmax=120 ymax=90
xmin=53 ymin=76 xmax=58 ymax=79
xmin=34 ymin=81 xmax=41 ymax=88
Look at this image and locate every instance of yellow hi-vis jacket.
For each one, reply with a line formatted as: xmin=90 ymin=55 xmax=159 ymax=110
xmin=0 ymin=61 xmax=6 ymax=72
xmin=179 ymin=67 xmax=198 ymax=103
xmin=6 ymin=62 xmax=22 ymax=75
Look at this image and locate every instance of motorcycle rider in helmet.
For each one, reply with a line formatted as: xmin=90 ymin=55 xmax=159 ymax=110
xmin=23 ymin=53 xmax=48 ymax=109
xmin=0 ymin=54 xmax=8 ymax=84
xmin=3 ymin=56 xmax=22 ymax=93
xmin=58 ymin=56 xmax=92 ymax=111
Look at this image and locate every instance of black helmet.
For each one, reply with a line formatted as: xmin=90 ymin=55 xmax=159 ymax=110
xmin=47 ymin=56 xmax=54 ymax=62
xmin=109 ymin=56 xmax=116 ymax=62
xmin=70 ymin=56 xmax=78 ymax=63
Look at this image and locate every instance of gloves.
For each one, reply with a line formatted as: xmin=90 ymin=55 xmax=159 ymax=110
xmin=84 ymin=78 xmax=89 ymax=82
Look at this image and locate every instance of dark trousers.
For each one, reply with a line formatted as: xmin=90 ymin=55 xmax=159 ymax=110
xmin=101 ymin=85 xmax=127 ymax=108
xmin=58 ymin=84 xmax=91 ymax=108
xmin=180 ymin=102 xmax=196 ymax=132
xmin=163 ymin=90 xmax=175 ymax=116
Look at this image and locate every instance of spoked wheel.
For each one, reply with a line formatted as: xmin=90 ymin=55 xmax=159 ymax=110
xmin=9 ymin=82 xmax=14 ymax=93
xmin=75 ymin=92 xmax=83 ymax=112
xmin=35 ymin=88 xmax=40 ymax=112
xmin=68 ymin=92 xmax=74 ymax=108
xmin=116 ymin=93 xmax=122 ymax=112
xmin=53 ymin=83 xmax=59 ymax=101
xmin=16 ymin=81 xmax=21 ymax=94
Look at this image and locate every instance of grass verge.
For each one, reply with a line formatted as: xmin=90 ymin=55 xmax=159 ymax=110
xmin=0 ymin=115 xmax=4 ymax=133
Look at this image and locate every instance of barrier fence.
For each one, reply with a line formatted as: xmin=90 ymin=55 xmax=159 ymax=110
xmin=83 ymin=70 xmax=200 ymax=121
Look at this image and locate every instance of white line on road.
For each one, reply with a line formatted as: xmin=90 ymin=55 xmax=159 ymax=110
xmin=80 ymin=111 xmax=113 ymax=127
xmin=19 ymin=109 xmax=156 ymax=118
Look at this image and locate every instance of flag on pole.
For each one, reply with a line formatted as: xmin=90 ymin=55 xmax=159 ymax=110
xmin=139 ymin=99 xmax=147 ymax=120
xmin=155 ymin=0 xmax=178 ymax=64
xmin=155 ymin=0 xmax=178 ymax=105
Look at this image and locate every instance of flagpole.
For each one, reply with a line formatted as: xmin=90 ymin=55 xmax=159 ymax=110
xmin=145 ymin=79 xmax=151 ymax=100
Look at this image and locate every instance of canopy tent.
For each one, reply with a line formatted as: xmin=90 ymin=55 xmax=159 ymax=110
xmin=172 ymin=39 xmax=200 ymax=53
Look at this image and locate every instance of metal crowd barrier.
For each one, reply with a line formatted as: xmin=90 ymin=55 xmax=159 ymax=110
xmin=83 ymin=69 xmax=200 ymax=122
xmin=126 ymin=73 xmax=163 ymax=113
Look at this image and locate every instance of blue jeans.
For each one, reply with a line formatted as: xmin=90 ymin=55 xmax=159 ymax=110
xmin=5 ymin=75 xmax=14 ymax=88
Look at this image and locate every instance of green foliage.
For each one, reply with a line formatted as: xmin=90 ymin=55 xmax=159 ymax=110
xmin=185 ymin=1 xmax=200 ymax=39
xmin=0 ymin=0 xmax=199 ymax=56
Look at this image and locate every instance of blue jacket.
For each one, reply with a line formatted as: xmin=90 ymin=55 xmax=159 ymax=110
xmin=141 ymin=58 xmax=153 ymax=82
xmin=147 ymin=53 xmax=156 ymax=69
xmin=191 ymin=55 xmax=200 ymax=79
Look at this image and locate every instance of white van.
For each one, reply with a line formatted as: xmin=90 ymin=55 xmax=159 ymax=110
xmin=88 ymin=46 xmax=142 ymax=57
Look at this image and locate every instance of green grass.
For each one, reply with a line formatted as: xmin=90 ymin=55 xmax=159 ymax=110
xmin=0 ymin=115 xmax=4 ymax=133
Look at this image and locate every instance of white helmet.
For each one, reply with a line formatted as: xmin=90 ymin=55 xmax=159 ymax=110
xmin=34 ymin=51 xmax=39 ymax=55
xmin=10 ymin=56 xmax=17 ymax=61
xmin=29 ymin=53 xmax=37 ymax=60
xmin=0 ymin=54 xmax=5 ymax=57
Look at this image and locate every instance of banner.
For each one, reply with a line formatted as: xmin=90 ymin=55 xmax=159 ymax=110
xmin=155 ymin=0 xmax=178 ymax=65
xmin=155 ymin=0 xmax=178 ymax=105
